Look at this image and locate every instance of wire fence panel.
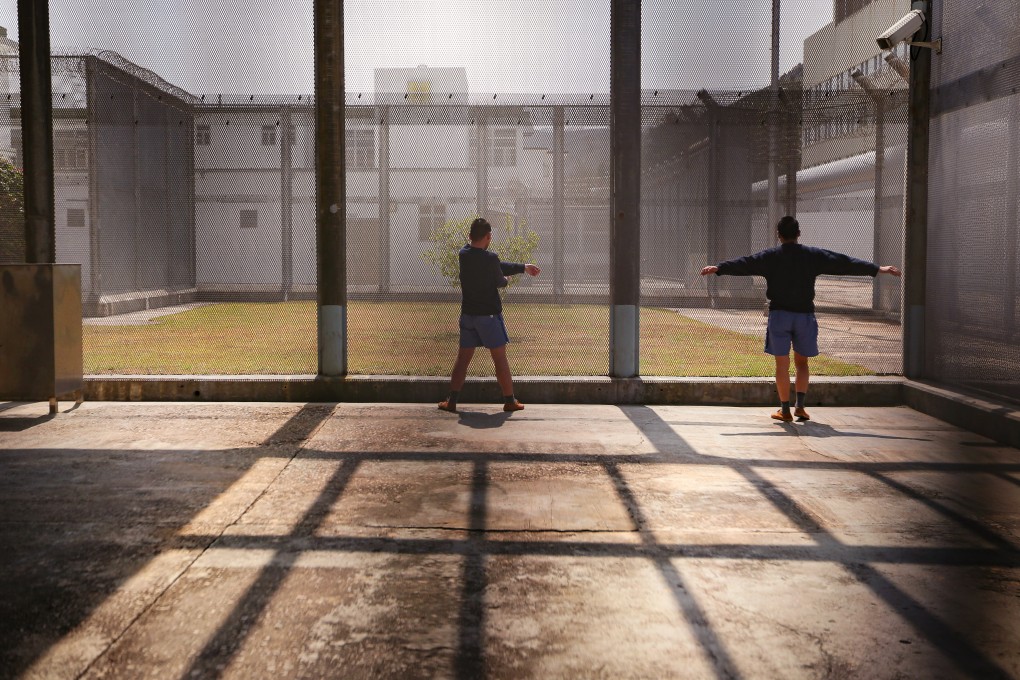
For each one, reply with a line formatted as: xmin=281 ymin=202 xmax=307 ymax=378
xmin=639 ymin=6 xmax=909 ymax=377
xmin=344 ymin=98 xmax=611 ymax=377
xmin=926 ymin=1 xmax=1020 ymax=402
xmin=27 ymin=3 xmax=1020 ymax=382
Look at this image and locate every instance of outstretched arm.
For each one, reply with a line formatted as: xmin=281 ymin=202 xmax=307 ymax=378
xmin=878 ymin=265 xmax=902 ymax=277
xmin=702 ymin=251 xmax=768 ymax=277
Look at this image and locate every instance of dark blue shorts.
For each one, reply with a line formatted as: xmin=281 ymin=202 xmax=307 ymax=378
xmin=765 ymin=310 xmax=819 ymax=357
xmin=460 ymin=313 xmax=510 ymax=349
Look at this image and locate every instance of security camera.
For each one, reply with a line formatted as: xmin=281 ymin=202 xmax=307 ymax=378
xmin=876 ymin=9 xmax=925 ymax=50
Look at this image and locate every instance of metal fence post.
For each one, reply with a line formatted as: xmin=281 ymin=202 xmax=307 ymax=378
xmin=475 ymin=109 xmax=488 ymax=216
xmin=610 ymin=0 xmax=640 ymax=378
xmin=378 ymin=104 xmax=390 ymax=293
xmin=85 ymin=56 xmax=101 ymax=304
xmin=315 ymin=0 xmax=346 ymax=376
xmin=1005 ymin=94 xmax=1019 ymax=336
xmin=553 ymin=104 xmax=565 ymax=301
xmin=767 ymin=0 xmax=781 ymax=230
xmin=872 ymin=97 xmax=885 ymax=311
xmin=903 ymin=0 xmax=932 ymax=379
xmin=280 ymin=105 xmax=293 ymax=300
xmin=18 ymin=0 xmax=54 ymax=265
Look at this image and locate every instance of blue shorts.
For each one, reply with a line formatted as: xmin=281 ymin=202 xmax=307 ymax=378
xmin=765 ymin=310 xmax=819 ymax=357
xmin=460 ymin=313 xmax=510 ymax=349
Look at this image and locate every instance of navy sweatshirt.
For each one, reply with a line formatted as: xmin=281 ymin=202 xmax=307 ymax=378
xmin=459 ymin=244 xmax=526 ymax=316
xmin=715 ymin=243 xmax=879 ymax=313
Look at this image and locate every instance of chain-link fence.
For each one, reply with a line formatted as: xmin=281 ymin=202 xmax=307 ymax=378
xmin=926 ymin=1 xmax=1020 ymax=402
xmin=0 ymin=2 xmax=934 ymax=378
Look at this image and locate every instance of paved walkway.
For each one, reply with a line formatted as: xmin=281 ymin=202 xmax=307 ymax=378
xmin=677 ymin=308 xmax=902 ymax=375
xmin=1 ymin=402 xmax=1018 ymax=679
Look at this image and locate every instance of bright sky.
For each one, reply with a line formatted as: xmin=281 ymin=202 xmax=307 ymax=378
xmin=0 ymin=0 xmax=833 ymax=95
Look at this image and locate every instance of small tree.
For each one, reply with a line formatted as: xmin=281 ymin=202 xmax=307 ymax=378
xmin=0 ymin=159 xmax=24 ymax=263
xmin=422 ymin=214 xmax=539 ymax=292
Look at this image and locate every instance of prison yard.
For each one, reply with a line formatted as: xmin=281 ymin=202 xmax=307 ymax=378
xmin=82 ymin=301 xmax=871 ymax=377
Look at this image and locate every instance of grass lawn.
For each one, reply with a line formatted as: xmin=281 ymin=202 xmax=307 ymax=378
xmin=83 ymin=301 xmax=871 ymax=377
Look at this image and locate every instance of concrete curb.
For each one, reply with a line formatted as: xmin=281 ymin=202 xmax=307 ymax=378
xmin=79 ymin=375 xmax=1020 ymax=448
xmin=83 ymin=375 xmax=905 ymax=406
xmin=903 ymin=380 xmax=1020 ymax=449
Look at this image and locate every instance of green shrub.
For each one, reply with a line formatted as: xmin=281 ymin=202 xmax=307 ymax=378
xmin=421 ymin=214 xmax=539 ymax=291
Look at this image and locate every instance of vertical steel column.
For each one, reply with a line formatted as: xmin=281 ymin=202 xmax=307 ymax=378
xmin=187 ymin=105 xmax=196 ymax=291
xmin=903 ymin=0 xmax=932 ymax=379
xmin=698 ymin=90 xmax=720 ymax=307
xmin=315 ymin=0 xmax=346 ymax=376
xmin=609 ymin=0 xmax=640 ymax=378
xmin=872 ymin=98 xmax=885 ymax=311
xmin=475 ymin=110 xmax=488 ymax=216
xmin=783 ymin=94 xmax=797 ymax=216
xmin=853 ymin=68 xmax=885 ymax=312
xmin=132 ymin=82 xmax=140 ymax=291
xmin=18 ymin=0 xmax=54 ymax=264
xmin=378 ymin=104 xmax=390 ymax=293
xmin=85 ymin=56 xmax=101 ymax=302
xmin=1004 ymin=92 xmax=1019 ymax=335
xmin=280 ymin=105 xmax=293 ymax=300
xmin=552 ymin=105 xmax=565 ymax=301
xmin=767 ymin=0 xmax=781 ymax=229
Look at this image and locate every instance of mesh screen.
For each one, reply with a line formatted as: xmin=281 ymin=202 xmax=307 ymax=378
xmin=639 ymin=5 xmax=906 ymax=377
xmin=6 ymin=1 xmax=915 ymax=377
xmin=925 ymin=1 xmax=1020 ymax=402
xmin=345 ymin=97 xmax=611 ymax=376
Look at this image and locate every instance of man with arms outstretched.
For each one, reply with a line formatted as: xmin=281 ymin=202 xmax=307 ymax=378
xmin=701 ymin=216 xmax=901 ymax=422
xmin=439 ymin=217 xmax=540 ymax=413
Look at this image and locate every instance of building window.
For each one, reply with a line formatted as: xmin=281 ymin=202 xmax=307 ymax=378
xmin=287 ymin=124 xmax=297 ymax=146
xmin=67 ymin=208 xmax=85 ymax=229
xmin=418 ymin=203 xmax=446 ymax=241
xmin=53 ymin=130 xmax=88 ymax=171
xmin=261 ymin=125 xmax=277 ymax=146
xmin=470 ymin=127 xmax=516 ymax=168
xmin=490 ymin=128 xmax=516 ymax=167
xmin=240 ymin=209 xmax=258 ymax=229
xmin=407 ymin=80 xmax=432 ymax=104
xmin=346 ymin=129 xmax=375 ymax=169
xmin=195 ymin=124 xmax=210 ymax=146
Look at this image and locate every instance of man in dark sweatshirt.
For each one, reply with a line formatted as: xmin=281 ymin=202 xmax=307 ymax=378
xmin=701 ymin=216 xmax=901 ymax=422
xmin=439 ymin=217 xmax=540 ymax=413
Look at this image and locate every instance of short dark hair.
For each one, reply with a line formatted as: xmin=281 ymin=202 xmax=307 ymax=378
xmin=777 ymin=216 xmax=800 ymax=240
xmin=469 ymin=217 xmax=491 ymax=242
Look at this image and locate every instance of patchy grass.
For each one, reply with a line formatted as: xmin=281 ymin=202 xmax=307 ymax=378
xmin=84 ymin=301 xmax=871 ymax=377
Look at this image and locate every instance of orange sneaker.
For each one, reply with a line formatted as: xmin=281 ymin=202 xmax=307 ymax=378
xmin=438 ymin=400 xmax=457 ymax=413
xmin=503 ymin=399 xmax=525 ymax=412
xmin=794 ymin=407 xmax=810 ymax=421
xmin=771 ymin=409 xmax=793 ymax=422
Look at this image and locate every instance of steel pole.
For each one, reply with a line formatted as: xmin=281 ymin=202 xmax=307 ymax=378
xmin=553 ymin=105 xmax=565 ymax=301
xmin=903 ymin=0 xmax=932 ymax=378
xmin=609 ymin=0 xmax=640 ymax=378
xmin=18 ymin=0 xmax=54 ymax=264
xmin=314 ymin=0 xmax=346 ymax=376
xmin=767 ymin=0 xmax=781 ymax=229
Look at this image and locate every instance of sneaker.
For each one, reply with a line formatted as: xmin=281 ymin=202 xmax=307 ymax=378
xmin=771 ymin=409 xmax=793 ymax=422
xmin=438 ymin=400 xmax=457 ymax=413
xmin=503 ymin=399 xmax=525 ymax=412
xmin=794 ymin=407 xmax=810 ymax=421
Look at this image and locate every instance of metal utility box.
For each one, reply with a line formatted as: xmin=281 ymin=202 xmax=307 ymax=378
xmin=0 ymin=264 xmax=83 ymax=412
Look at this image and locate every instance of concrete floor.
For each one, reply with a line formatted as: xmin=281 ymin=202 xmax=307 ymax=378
xmin=1 ymin=401 xmax=1018 ymax=679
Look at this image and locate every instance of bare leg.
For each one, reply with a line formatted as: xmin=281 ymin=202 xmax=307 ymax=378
xmin=774 ymin=355 xmax=791 ymax=403
xmin=489 ymin=345 xmax=514 ymax=397
xmin=450 ymin=347 xmax=475 ymax=391
xmin=793 ymin=352 xmax=810 ymax=395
